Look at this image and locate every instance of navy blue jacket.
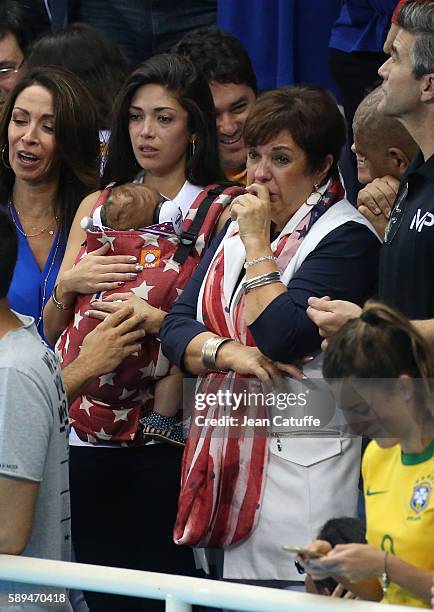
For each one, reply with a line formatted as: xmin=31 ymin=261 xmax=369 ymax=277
xmin=160 ymin=221 xmax=380 ymax=369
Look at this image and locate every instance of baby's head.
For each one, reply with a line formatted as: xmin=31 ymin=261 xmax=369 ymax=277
xmin=102 ymin=183 xmax=162 ymax=230
xmin=352 ymin=87 xmax=418 ymax=185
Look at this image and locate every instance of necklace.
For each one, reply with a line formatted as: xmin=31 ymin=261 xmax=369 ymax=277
xmin=35 ymin=230 xmax=61 ymax=332
xmin=8 ymin=201 xmax=58 ymax=237
xmin=7 ymin=200 xmax=61 ymax=334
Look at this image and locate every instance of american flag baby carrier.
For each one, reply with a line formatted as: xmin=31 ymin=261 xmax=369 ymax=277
xmin=57 ymin=182 xmax=245 ymax=444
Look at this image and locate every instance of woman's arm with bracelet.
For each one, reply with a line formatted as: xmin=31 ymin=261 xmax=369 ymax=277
xmin=160 ymin=224 xmax=293 ymax=382
xmin=305 ymin=543 xmax=433 ymax=605
xmin=230 ymin=185 xmax=287 ymax=326
xmin=43 ymin=192 xmax=101 ymax=343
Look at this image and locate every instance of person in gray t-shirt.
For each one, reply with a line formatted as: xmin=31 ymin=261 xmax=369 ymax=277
xmin=0 ymin=314 xmax=72 ymax=611
xmin=0 ymin=208 xmax=148 ymax=611
xmin=0 ymin=212 xmax=71 ymax=610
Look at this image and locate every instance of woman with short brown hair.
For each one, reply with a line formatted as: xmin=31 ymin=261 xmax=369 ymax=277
xmin=160 ymin=85 xmax=381 ymax=588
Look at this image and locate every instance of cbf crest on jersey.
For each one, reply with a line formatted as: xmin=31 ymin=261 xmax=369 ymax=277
xmin=410 ymin=481 xmax=432 ymax=513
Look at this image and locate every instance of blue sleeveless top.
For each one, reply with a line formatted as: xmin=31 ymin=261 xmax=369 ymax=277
xmin=6 ymin=208 xmax=66 ymax=345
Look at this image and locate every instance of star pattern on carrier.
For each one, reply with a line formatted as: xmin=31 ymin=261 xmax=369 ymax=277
xmin=73 ymin=311 xmax=84 ymax=330
xmin=195 ymin=234 xmax=206 ymax=256
xmin=97 ymin=234 xmax=116 ymax=251
xmin=140 ymin=233 xmax=160 ymax=247
xmin=162 ymin=255 xmax=181 ymax=273
xmin=99 ymin=372 xmax=116 ymax=387
xmin=79 ymin=396 xmax=93 ymax=417
xmin=132 ymin=280 xmax=154 ymax=300
xmin=112 ymin=408 xmax=134 ymax=422
xmin=139 ymin=362 xmax=155 ymax=379
xmin=95 ymin=428 xmax=112 ymax=441
xmin=119 ymin=387 xmax=136 ymax=400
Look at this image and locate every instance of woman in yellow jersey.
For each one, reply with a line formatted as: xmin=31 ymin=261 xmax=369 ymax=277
xmin=301 ymin=301 xmax=434 ymax=608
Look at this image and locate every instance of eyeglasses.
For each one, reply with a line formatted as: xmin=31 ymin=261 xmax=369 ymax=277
xmin=0 ymin=60 xmax=24 ymax=81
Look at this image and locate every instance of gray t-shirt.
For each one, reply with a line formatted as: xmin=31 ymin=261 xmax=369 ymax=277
xmin=0 ymin=314 xmax=71 ymax=611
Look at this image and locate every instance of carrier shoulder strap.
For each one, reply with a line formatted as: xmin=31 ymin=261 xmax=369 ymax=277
xmin=173 ymin=183 xmax=234 ymax=265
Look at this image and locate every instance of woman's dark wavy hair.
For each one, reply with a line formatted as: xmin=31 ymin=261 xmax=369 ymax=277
xmin=27 ymin=23 xmax=129 ymax=130
xmin=0 ymin=66 xmax=100 ymax=235
xmin=102 ymin=53 xmax=225 ymax=187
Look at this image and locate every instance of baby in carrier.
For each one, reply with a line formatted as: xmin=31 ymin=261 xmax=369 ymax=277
xmin=83 ymin=182 xmax=183 ymax=234
xmin=79 ymin=182 xmax=186 ymax=446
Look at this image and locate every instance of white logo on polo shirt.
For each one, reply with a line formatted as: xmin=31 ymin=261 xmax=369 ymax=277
xmin=410 ymin=209 xmax=434 ymax=232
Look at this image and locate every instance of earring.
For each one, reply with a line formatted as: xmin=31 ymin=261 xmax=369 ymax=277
xmin=306 ymin=183 xmax=323 ymax=206
xmin=1 ymin=144 xmax=11 ymax=169
xmin=190 ymin=139 xmax=196 ymax=157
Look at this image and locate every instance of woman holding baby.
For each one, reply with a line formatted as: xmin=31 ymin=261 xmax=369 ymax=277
xmin=43 ymin=53 xmax=227 ymax=611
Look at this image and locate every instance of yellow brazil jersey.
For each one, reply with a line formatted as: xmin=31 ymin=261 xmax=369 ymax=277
xmin=362 ymin=440 xmax=434 ymax=608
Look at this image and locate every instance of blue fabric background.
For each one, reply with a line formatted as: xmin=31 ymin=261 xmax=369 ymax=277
xmin=218 ymin=0 xmax=342 ymax=92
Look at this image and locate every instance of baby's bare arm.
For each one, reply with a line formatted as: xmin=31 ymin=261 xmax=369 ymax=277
xmin=153 ymin=364 xmax=183 ymax=417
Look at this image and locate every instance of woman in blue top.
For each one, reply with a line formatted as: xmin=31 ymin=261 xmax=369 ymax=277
xmin=0 ymin=66 xmax=100 ymax=343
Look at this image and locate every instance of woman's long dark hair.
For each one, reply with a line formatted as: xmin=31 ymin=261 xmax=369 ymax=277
xmin=102 ymin=53 xmax=225 ymax=188
xmin=0 ymin=66 xmax=100 ymax=235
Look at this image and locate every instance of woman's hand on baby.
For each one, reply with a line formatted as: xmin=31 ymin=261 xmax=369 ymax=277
xmin=61 ymin=242 xmax=141 ymax=295
xmin=85 ymin=292 xmax=167 ymax=336
xmin=230 ymin=183 xmax=272 ymax=250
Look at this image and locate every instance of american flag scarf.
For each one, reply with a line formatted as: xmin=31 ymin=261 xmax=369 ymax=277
xmin=174 ymin=177 xmax=345 ymax=547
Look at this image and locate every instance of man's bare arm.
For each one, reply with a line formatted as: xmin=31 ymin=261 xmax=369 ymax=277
xmin=0 ymin=476 xmax=38 ymax=554
xmin=62 ymin=306 xmax=146 ymax=404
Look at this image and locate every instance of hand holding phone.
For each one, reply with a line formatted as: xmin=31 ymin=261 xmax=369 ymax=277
xmin=281 ymin=545 xmax=324 ymax=559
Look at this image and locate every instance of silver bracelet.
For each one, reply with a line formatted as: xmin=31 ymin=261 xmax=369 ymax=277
xmin=243 ymin=271 xmax=281 ymax=294
xmin=51 ymin=284 xmax=73 ymax=310
xmin=201 ymin=336 xmax=231 ymax=371
xmin=380 ymin=552 xmax=390 ymax=596
xmin=244 ymin=255 xmax=277 ymax=269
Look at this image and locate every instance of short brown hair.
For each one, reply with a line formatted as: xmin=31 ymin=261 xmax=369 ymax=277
xmin=353 ymin=87 xmax=418 ymax=161
xmin=244 ymin=85 xmax=346 ymax=177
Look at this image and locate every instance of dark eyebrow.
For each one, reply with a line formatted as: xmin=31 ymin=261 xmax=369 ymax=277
xmin=13 ymin=106 xmax=29 ymax=115
xmin=128 ymin=105 xmax=176 ymax=112
xmin=270 ymin=145 xmax=293 ymax=152
xmin=230 ymin=97 xmax=248 ymax=109
xmin=12 ymin=106 xmax=54 ymax=120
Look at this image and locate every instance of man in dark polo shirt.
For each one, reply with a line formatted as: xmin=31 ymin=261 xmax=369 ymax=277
xmin=307 ymin=0 xmax=434 ymax=335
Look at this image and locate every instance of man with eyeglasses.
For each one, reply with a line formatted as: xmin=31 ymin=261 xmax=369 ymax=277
xmin=0 ymin=1 xmax=36 ymax=105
